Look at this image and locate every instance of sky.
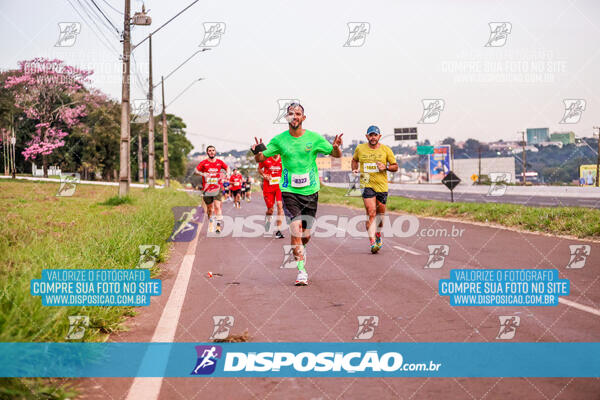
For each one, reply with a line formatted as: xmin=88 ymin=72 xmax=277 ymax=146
xmin=0 ymin=0 xmax=599 ymax=152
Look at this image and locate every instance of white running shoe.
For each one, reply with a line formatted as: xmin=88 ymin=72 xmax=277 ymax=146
xmin=295 ymin=270 xmax=308 ymax=286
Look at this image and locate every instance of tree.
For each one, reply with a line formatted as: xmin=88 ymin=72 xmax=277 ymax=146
xmin=441 ymin=137 xmax=455 ymax=146
xmin=4 ymin=58 xmax=93 ymax=177
xmin=154 ymin=114 xmax=193 ymax=180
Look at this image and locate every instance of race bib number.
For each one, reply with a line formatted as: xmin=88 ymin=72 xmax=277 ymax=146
xmin=207 ymin=177 xmax=219 ymax=185
xmin=291 ymin=173 xmax=310 ymax=188
xmin=363 ymin=163 xmax=378 ymax=173
xmin=269 ymin=176 xmax=281 ymax=185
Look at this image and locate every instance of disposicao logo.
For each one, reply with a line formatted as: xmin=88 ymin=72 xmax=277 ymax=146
xmin=191 ymin=345 xmax=222 ymax=375
xmin=223 ymin=351 xmax=404 ymax=373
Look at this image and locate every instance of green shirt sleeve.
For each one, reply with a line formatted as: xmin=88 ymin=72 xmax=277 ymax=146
xmin=262 ymin=136 xmax=280 ymax=158
xmin=314 ymin=133 xmax=333 ymax=155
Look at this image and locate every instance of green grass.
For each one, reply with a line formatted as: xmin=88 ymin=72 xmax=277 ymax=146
xmin=318 ymin=185 xmax=600 ymax=240
xmin=0 ymin=180 xmax=197 ymax=398
xmin=99 ymin=195 xmax=134 ymax=206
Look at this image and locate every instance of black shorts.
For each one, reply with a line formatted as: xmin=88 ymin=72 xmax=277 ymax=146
xmin=231 ymin=189 xmax=241 ymax=197
xmin=282 ymin=192 xmax=318 ymax=229
xmin=362 ymin=187 xmax=388 ymax=204
xmin=203 ymin=190 xmax=222 ymax=205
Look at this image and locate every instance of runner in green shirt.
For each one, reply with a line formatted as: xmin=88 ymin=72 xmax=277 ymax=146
xmin=252 ymin=103 xmax=343 ymax=286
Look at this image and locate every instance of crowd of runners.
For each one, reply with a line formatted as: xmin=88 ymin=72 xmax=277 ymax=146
xmin=193 ymin=102 xmax=397 ymax=286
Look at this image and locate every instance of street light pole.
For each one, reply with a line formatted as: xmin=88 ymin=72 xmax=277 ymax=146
xmin=519 ymin=131 xmax=527 ymax=185
xmin=161 ymin=76 xmax=169 ymax=187
xmin=119 ymin=0 xmax=131 ymax=197
xmin=147 ymin=34 xmax=155 ymax=188
xmin=594 ymin=126 xmax=600 ymax=187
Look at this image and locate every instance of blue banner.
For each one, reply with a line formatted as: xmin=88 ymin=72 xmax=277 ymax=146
xmin=439 ymin=269 xmax=569 ymax=306
xmin=30 ymin=269 xmax=161 ymax=306
xmin=0 ymin=343 xmax=598 ymax=377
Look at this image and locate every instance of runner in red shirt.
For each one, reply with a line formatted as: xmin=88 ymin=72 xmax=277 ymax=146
xmin=193 ymin=145 xmax=229 ymax=233
xmin=229 ymin=168 xmax=244 ymax=209
xmin=258 ymin=155 xmax=284 ymax=238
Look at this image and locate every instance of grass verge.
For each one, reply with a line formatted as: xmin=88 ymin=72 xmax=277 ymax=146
xmin=0 ymin=180 xmax=197 ymax=398
xmin=318 ymin=185 xmax=600 ymax=240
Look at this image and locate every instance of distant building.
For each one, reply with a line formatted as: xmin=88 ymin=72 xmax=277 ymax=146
xmin=538 ymin=141 xmax=563 ymax=148
xmin=526 ymin=128 xmax=549 ymax=144
xmin=317 ymin=155 xmax=353 ymax=171
xmin=489 ymin=141 xmax=517 ymax=151
xmin=550 ymin=131 xmax=575 ymax=145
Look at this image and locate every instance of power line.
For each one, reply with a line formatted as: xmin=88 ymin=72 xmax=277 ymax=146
xmin=88 ymin=0 xmax=121 ymax=34
xmin=65 ymin=0 xmax=120 ymax=56
xmin=186 ymin=132 xmax=249 ymax=146
xmin=130 ymin=52 xmax=149 ymax=97
xmin=166 ymin=79 xmax=202 ymax=108
xmin=133 ymin=0 xmax=200 ymax=50
xmin=80 ymin=0 xmax=119 ymax=39
xmin=99 ymin=0 xmax=123 ymax=15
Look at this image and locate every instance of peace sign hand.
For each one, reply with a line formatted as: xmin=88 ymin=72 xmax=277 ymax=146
xmin=332 ymin=133 xmax=344 ymax=149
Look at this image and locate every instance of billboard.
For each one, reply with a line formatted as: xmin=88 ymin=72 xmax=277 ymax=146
xmin=429 ymin=145 xmax=451 ymax=182
xmin=394 ymin=127 xmax=417 ymax=141
xmin=579 ymin=164 xmax=598 ymax=186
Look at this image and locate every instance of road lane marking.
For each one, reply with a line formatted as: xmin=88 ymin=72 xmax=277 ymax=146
xmin=393 ymin=245 xmax=422 ymax=256
xmin=126 ymin=220 xmax=202 ymax=400
xmin=558 ymin=298 xmax=600 ymax=317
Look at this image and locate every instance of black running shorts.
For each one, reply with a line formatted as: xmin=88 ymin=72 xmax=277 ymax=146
xmin=282 ymin=192 xmax=318 ymax=229
xmin=362 ymin=187 xmax=388 ymax=204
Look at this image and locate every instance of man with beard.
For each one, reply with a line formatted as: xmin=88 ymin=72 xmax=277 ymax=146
xmin=252 ymin=103 xmax=343 ymax=286
xmin=351 ymin=125 xmax=398 ymax=253
xmin=194 ymin=145 xmax=229 ymax=233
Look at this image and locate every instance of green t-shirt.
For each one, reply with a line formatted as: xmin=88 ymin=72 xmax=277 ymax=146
xmin=263 ymin=129 xmax=333 ymax=195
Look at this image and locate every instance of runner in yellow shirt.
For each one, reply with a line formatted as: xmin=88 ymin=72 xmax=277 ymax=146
xmin=352 ymin=125 xmax=398 ymax=253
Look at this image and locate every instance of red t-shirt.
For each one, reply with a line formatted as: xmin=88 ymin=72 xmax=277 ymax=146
xmin=259 ymin=156 xmax=282 ymax=192
xmin=195 ymin=158 xmax=228 ymax=192
xmin=229 ymin=173 xmax=243 ymax=191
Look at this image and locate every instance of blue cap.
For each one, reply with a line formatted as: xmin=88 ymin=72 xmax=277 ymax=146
xmin=366 ymin=125 xmax=380 ymax=135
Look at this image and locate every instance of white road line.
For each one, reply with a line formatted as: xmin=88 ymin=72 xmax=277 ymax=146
xmin=558 ymin=297 xmax=600 ymax=317
xmin=393 ymin=245 xmax=422 ymax=256
xmin=126 ymin=228 xmax=201 ymax=400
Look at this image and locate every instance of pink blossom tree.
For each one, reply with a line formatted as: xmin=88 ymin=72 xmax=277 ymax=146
xmin=4 ymin=58 xmax=93 ymax=177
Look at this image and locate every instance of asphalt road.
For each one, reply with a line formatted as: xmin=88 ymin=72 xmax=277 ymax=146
xmin=80 ymin=194 xmax=600 ymax=399
xmin=392 ymin=188 xmax=600 ymax=209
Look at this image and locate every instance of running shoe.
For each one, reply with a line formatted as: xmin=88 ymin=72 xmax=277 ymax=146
xmin=265 ymin=220 xmax=271 ymax=233
xmin=215 ymin=223 xmax=222 ymax=234
xmin=375 ymin=233 xmax=383 ymax=249
xmin=208 ymin=221 xmax=214 ymax=233
xmin=295 ymin=270 xmax=308 ymax=286
xmin=370 ymin=239 xmax=381 ymax=254
xmin=275 ymin=230 xmax=284 ymax=239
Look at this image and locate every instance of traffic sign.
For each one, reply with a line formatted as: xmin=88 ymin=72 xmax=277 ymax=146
xmin=417 ymin=145 xmax=434 ymax=155
xmin=442 ymin=171 xmax=461 ymax=190
xmin=394 ymin=127 xmax=417 ymax=141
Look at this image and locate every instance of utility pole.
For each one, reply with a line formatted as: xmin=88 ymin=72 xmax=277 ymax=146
xmin=10 ymin=123 xmax=16 ymax=179
xmin=161 ymin=76 xmax=170 ymax=187
xmin=119 ymin=0 xmax=131 ymax=197
xmin=478 ymin=145 xmax=481 ymax=184
xmin=520 ymin=131 xmax=527 ymax=185
xmin=137 ymin=127 xmax=143 ymax=182
xmin=147 ymin=34 xmax=155 ymax=188
xmin=594 ymin=126 xmax=600 ymax=187
xmin=2 ymin=128 xmax=7 ymax=176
